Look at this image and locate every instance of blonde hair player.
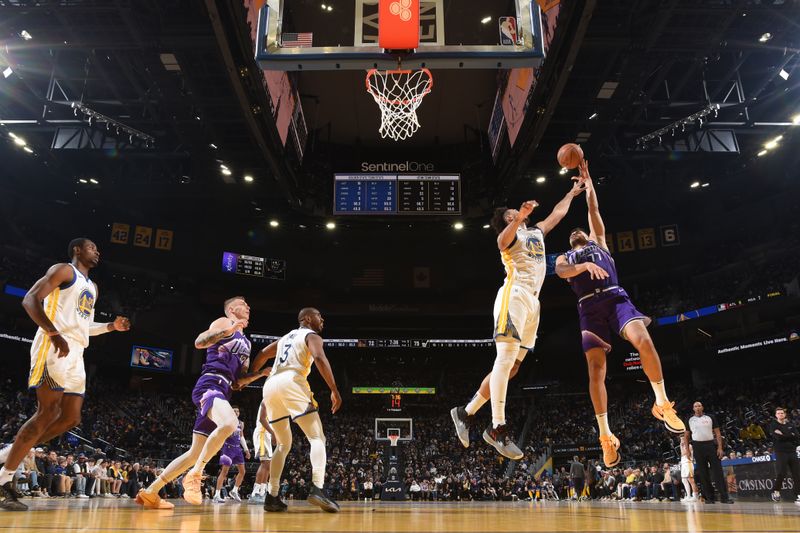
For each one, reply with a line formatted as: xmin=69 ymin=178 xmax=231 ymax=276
xmin=259 ymin=308 xmax=342 ymax=513
xmin=451 ymin=179 xmax=587 ymax=460
xmin=555 ymin=160 xmax=685 ymax=468
xmin=249 ymin=401 xmax=276 ymax=504
xmin=135 ymin=297 xmax=271 ymax=509
xmin=0 ymin=238 xmax=130 ymax=512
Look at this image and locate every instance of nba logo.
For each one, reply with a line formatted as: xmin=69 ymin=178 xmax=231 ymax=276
xmin=499 ymin=17 xmax=518 ymax=45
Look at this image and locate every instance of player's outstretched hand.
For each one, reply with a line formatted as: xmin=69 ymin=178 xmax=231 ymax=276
xmin=578 ymin=159 xmax=592 ymax=186
xmin=330 ymin=390 xmax=342 ymax=414
xmin=584 ymin=263 xmax=609 ymax=280
xmin=245 ymin=451 xmax=251 ymax=460
xmin=113 ymin=316 xmax=131 ymax=331
xmin=259 ymin=367 xmax=272 ymax=378
xmin=519 ymin=200 xmax=538 ymax=218
xmin=52 ymin=334 xmax=70 ymax=358
xmin=569 ymin=176 xmax=588 ymax=197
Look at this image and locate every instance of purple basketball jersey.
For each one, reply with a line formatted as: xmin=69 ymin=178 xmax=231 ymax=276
xmin=224 ymin=421 xmax=243 ymax=447
xmin=201 ymin=330 xmax=251 ymax=383
xmin=563 ymin=241 xmax=619 ymax=297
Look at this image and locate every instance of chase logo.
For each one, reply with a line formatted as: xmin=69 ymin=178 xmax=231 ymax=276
xmin=525 ymin=236 xmax=545 ymax=262
xmin=390 ymin=0 xmax=413 ymax=22
xmin=76 ymin=289 xmax=95 ymax=319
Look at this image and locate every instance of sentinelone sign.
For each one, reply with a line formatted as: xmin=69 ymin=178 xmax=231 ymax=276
xmin=360 ymin=161 xmax=435 ymax=172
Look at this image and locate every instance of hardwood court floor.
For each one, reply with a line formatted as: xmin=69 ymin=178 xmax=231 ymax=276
xmin=2 ymin=499 xmax=800 ymax=533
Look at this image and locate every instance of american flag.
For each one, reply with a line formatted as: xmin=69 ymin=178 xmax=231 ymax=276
xmin=281 ymin=32 xmax=313 ymax=47
xmin=352 ymin=268 xmax=385 ymax=288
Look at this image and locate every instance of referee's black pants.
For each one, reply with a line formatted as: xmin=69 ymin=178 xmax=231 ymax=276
xmin=774 ymin=451 xmax=800 ymax=497
xmin=693 ymin=440 xmax=728 ymax=502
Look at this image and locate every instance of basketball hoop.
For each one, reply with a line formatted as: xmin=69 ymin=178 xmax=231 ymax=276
xmin=388 ymin=434 xmax=400 ymax=447
xmin=366 ymin=67 xmax=433 ymax=141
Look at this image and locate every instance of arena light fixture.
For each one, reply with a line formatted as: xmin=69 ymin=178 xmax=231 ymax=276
xmin=482 ymin=224 xmax=490 ymax=229
xmin=78 ymin=178 xmax=88 ymax=184
xmin=588 ymin=112 xmax=598 ymax=120
xmin=536 ymin=176 xmax=546 ymax=183
xmin=219 ymin=164 xmax=229 ymax=170
xmin=23 ymin=146 xmax=33 ymax=153
xmin=792 ymin=114 xmax=800 ymax=125
xmin=2 ymin=66 xmax=12 ymax=78
xmin=325 ymin=221 xmax=336 ymax=230
xmin=559 ymin=167 xmax=568 ymax=175
xmin=757 ymin=149 xmax=768 ymax=157
xmin=13 ymin=136 xmax=26 ymax=146
xmin=764 ymin=135 xmax=782 ymax=150
xmin=636 ymin=103 xmax=720 ymax=146
xmin=690 ymin=181 xmax=700 ymax=189
xmin=89 ymin=178 xmax=99 ymax=184
xmin=701 ymin=183 xmax=709 ymax=188
xmin=453 ymin=222 xmax=464 ymax=230
xmin=70 ymin=102 xmax=154 ymax=146
xmin=269 ymin=220 xmax=279 ymax=227
xmin=759 ymin=33 xmax=772 ymax=43
xmin=779 ymin=69 xmax=790 ymax=81
xmin=221 ymin=168 xmax=232 ymax=176
xmin=209 ymin=143 xmax=218 ymax=149
xmin=243 ymin=175 xmax=254 ymax=182
xmin=20 ymin=30 xmax=32 ymax=40
xmin=481 ymin=16 xmax=492 ymax=24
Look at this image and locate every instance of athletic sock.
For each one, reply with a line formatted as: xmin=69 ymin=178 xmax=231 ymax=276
xmin=214 ymin=490 xmax=221 ymax=499
xmin=231 ymin=486 xmax=239 ymax=495
xmin=0 ymin=444 xmax=11 ymax=464
xmin=0 ymin=467 xmax=14 ymax=485
xmin=490 ymin=342 xmax=518 ymax=428
xmin=650 ymin=380 xmax=669 ymax=405
xmin=595 ymin=413 xmax=611 ymax=437
xmin=465 ymin=392 xmax=488 ymax=416
xmin=147 ymin=475 xmax=167 ymax=494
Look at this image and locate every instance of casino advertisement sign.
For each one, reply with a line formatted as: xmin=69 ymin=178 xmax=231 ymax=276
xmin=722 ymin=455 xmax=799 ymax=500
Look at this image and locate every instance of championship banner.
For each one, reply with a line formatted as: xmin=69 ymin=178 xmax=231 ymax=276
xmin=379 ymin=0 xmax=419 ymax=49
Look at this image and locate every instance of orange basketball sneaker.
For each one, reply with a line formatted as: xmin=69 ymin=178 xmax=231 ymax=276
xmin=600 ymin=434 xmax=621 ymax=467
xmin=652 ymin=401 xmax=686 ymax=433
xmin=182 ymin=470 xmax=203 ymax=505
xmin=135 ymin=489 xmax=175 ymax=510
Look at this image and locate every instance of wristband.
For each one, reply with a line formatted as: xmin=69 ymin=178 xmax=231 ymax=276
xmin=45 ymin=330 xmax=60 ymax=337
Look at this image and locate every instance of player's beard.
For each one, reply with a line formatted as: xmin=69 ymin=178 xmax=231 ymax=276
xmin=570 ymin=235 xmax=587 ymax=248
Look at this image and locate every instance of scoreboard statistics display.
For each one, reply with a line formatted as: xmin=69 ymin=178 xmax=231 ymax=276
xmin=221 ymin=252 xmax=286 ymax=280
xmin=334 ymin=174 xmax=460 ymax=215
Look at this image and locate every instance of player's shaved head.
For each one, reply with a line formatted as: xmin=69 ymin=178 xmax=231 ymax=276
xmin=298 ymin=307 xmax=319 ymax=323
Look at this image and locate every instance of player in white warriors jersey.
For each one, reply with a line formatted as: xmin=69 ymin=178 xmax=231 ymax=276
xmin=249 ymin=401 xmax=276 ymax=504
xmin=0 ymin=238 xmax=130 ymax=511
xmin=258 ymin=308 xmax=342 ymax=513
xmin=451 ymin=179 xmax=586 ymax=460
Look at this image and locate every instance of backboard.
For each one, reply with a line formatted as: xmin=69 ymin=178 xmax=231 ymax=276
xmin=255 ymin=0 xmax=545 ymax=70
xmin=375 ymin=417 xmax=413 ymax=442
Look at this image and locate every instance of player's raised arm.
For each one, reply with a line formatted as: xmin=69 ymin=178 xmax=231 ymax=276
xmin=535 ymin=178 xmax=587 ymax=236
xmin=307 ymin=334 xmax=342 ymax=414
xmin=22 ymin=263 xmax=76 ymax=357
xmin=581 ymin=160 xmax=607 ymax=250
xmin=497 ymin=201 xmax=537 ymax=250
xmin=194 ymin=317 xmax=244 ymax=349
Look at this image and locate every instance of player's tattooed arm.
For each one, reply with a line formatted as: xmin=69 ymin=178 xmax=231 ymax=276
xmin=194 ymin=316 xmax=244 ymax=349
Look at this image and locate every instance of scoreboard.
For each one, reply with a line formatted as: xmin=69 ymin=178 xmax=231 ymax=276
xmin=221 ymin=252 xmax=286 ymax=280
xmin=334 ymin=174 xmax=460 ymax=215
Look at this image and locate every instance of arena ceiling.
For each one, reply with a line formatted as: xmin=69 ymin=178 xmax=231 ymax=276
xmin=0 ymin=0 xmax=797 ymax=223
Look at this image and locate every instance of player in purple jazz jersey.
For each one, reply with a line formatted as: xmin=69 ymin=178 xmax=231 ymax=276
xmin=135 ymin=296 xmax=270 ymax=509
xmin=213 ymin=407 xmax=250 ymax=503
xmin=555 ymin=161 xmax=685 ymax=468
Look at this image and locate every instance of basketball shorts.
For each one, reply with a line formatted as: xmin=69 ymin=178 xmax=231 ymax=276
xmin=681 ymin=459 xmax=694 ymax=478
xmin=493 ymin=282 xmax=540 ymax=354
xmin=28 ymin=330 xmax=86 ymax=395
xmin=253 ymin=427 xmax=273 ymax=461
xmin=262 ymin=371 xmax=318 ymax=424
xmin=191 ymin=373 xmax=232 ymax=436
xmin=577 ymin=287 xmax=651 ymax=353
xmin=220 ymin=442 xmax=245 ymax=465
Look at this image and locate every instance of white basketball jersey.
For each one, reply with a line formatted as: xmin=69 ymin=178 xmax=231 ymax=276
xmin=500 ymin=225 xmax=547 ymax=294
xmin=272 ymin=327 xmax=315 ymax=378
xmin=42 ymin=264 xmax=97 ymax=348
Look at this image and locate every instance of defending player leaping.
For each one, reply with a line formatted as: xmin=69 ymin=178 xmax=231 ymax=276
xmin=451 ymin=179 xmax=587 ymax=460
xmin=135 ymin=296 xmax=270 ymax=509
xmin=0 ymin=238 xmax=130 ymax=512
xmin=554 ymin=161 xmax=685 ymax=468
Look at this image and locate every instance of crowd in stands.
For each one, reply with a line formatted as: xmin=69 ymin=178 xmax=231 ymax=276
xmin=3 ymin=372 xmax=798 ymax=503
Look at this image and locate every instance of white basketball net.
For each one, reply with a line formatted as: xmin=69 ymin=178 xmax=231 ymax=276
xmin=366 ymin=68 xmax=433 ymax=141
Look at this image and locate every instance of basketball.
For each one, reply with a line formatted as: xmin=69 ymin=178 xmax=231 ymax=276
xmin=557 ymin=143 xmax=584 ymax=169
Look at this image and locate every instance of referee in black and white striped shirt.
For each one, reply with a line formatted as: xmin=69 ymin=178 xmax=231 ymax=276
xmin=683 ymin=401 xmax=734 ymax=504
